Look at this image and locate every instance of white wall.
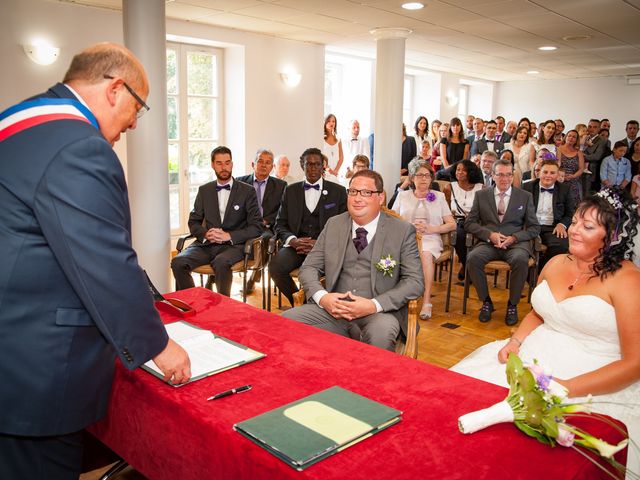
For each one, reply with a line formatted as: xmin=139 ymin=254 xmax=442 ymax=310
xmin=495 ymin=77 xmax=640 ymax=141
xmin=0 ymin=0 xmax=128 ymax=160
xmin=1 ymin=0 xmax=324 ymax=181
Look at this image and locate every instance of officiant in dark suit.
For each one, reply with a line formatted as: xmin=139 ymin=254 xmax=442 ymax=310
xmin=269 ymin=147 xmax=347 ymax=306
xmin=523 ymin=159 xmax=574 ymax=270
xmin=465 ymin=159 xmax=540 ymax=326
xmin=282 ymin=170 xmax=424 ymax=351
xmin=171 ymin=146 xmax=263 ymax=295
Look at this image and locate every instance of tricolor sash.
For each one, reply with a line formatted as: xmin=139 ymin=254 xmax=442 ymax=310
xmin=0 ymin=98 xmax=99 ymax=142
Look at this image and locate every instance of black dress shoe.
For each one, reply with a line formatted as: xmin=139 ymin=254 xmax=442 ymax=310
xmin=478 ymin=300 xmax=494 ymax=322
xmin=243 ymin=279 xmax=256 ymax=295
xmin=505 ymin=303 xmax=519 ymax=326
xmin=457 ymin=266 xmax=465 ymax=282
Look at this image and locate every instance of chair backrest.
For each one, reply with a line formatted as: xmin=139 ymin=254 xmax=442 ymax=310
xmin=381 ymin=206 xmax=422 ymax=253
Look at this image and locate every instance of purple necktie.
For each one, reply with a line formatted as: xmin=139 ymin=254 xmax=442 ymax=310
xmin=353 ymin=227 xmax=368 ymax=254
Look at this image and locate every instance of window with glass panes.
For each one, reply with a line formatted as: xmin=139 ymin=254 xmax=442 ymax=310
xmin=167 ymin=43 xmax=223 ymax=235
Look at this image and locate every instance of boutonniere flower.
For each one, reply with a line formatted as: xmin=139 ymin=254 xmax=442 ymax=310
xmin=426 ymin=191 xmax=436 ymax=202
xmin=375 ymin=254 xmax=398 ymax=277
xmin=322 ymin=189 xmax=328 ymax=196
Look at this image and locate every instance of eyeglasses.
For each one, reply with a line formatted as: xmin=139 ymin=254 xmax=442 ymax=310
xmin=493 ymin=173 xmax=514 ymax=178
xmin=413 ymin=173 xmax=431 ymax=179
xmin=104 ymin=75 xmax=150 ymax=118
xmin=347 ymin=188 xmax=381 ymax=197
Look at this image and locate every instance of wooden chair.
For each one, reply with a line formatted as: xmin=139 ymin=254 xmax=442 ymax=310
xmin=461 ymin=234 xmax=542 ymax=314
xmin=174 ymin=235 xmax=269 ymax=307
xmin=266 ymin=236 xmax=301 ymax=312
xmin=434 ymin=229 xmax=455 ymax=312
xmin=290 ymin=207 xmax=422 ymax=359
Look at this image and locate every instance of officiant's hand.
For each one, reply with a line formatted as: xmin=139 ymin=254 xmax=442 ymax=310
xmin=153 ymin=339 xmax=191 ymax=385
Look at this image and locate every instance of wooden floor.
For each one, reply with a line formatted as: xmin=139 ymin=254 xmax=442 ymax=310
xmin=81 ymin=266 xmax=527 ymax=480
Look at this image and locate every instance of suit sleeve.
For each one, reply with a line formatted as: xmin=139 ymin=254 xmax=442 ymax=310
xmin=469 ymin=141 xmax=478 ymax=157
xmin=188 ymin=186 xmax=207 ymax=241
xmin=559 ymin=186 xmax=575 ymax=228
xmin=512 ymin=192 xmax=541 ymax=243
xmin=464 ymin=192 xmax=493 ymax=242
xmin=583 ymin=140 xmax=605 ymax=163
xmin=33 ymin=136 xmax=168 ymax=370
xmin=374 ymin=223 xmax=424 ymax=312
xmin=298 ymin=221 xmax=329 ymax=300
xmin=336 ymin=185 xmax=348 ymax=213
xmin=275 ymin=186 xmax=296 ymax=243
xmin=229 ymin=186 xmax=263 ymax=245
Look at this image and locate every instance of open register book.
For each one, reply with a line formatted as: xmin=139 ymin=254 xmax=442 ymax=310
xmin=142 ymin=321 xmax=265 ymax=386
xmin=234 ymin=386 xmax=402 ymax=470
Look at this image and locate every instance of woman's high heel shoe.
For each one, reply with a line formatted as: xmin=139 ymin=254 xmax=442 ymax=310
xmin=420 ymin=303 xmax=433 ymax=320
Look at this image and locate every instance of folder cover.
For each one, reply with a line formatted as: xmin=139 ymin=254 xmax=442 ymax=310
xmin=233 ymin=386 xmax=401 ymax=470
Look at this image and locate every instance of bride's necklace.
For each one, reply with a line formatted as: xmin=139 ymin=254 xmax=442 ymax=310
xmin=567 ymin=269 xmax=591 ymax=290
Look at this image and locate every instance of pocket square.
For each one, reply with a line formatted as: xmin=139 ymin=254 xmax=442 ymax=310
xmin=518 ymin=205 xmax=523 ymax=210
xmin=324 ymin=202 xmax=336 ymax=209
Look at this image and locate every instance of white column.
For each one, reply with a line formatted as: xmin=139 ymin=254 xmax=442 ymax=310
xmin=122 ymin=0 xmax=170 ymax=291
xmin=370 ymin=28 xmax=411 ymax=201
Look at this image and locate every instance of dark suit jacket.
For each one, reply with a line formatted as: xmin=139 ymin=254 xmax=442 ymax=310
xmin=470 ymin=139 xmax=505 ymax=157
xmin=465 ymin=186 xmax=541 ymax=255
xmin=0 ymin=83 xmax=168 ymax=436
xmin=188 ymin=179 xmax=263 ymax=246
xmin=275 ymin=179 xmax=347 ymax=244
xmin=236 ymin=174 xmax=286 ymax=230
xmin=498 ymin=131 xmax=512 ymax=143
xmin=299 ymin=211 xmax=424 ymax=336
xmin=523 ymin=180 xmax=574 ymax=228
xmin=583 ymin=135 xmax=607 ymax=163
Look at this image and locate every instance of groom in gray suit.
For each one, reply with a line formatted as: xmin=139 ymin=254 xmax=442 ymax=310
xmin=465 ymin=159 xmax=540 ymax=326
xmin=282 ymin=170 xmax=424 ymax=351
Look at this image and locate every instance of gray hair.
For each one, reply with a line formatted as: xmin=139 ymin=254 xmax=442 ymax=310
xmin=408 ymin=157 xmax=430 ymax=176
xmin=481 ymin=150 xmax=499 ymax=162
xmin=254 ymin=148 xmax=274 ymax=162
xmin=491 ymin=158 xmax=514 ymax=174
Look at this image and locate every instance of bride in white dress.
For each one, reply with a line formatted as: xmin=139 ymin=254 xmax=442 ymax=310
xmin=452 ymin=187 xmax=640 ymax=477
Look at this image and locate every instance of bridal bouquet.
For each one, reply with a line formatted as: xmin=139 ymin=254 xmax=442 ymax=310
xmin=458 ymin=354 xmax=631 ymax=477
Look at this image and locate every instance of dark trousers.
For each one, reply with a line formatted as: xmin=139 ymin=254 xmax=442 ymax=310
xmin=0 ymin=430 xmax=84 ymax=480
xmin=171 ymin=243 xmax=244 ymax=296
xmin=539 ymin=225 xmax=569 ymax=271
xmin=467 ymin=243 xmax=530 ymax=306
xmin=453 ymin=221 xmax=467 ymax=270
xmin=269 ymin=247 xmax=306 ymax=306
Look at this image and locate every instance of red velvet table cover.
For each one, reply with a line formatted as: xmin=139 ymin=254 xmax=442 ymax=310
xmin=89 ymin=288 xmax=626 ymax=479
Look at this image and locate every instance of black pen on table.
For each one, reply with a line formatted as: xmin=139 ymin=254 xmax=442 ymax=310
xmin=207 ymin=384 xmax=252 ymax=401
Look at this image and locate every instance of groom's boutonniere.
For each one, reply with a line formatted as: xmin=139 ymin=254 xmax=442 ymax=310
xmin=375 ymin=254 xmax=398 ymax=277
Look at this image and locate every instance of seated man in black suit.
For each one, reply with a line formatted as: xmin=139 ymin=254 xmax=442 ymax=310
xmin=469 ymin=119 xmax=505 ymax=158
xmin=269 ymin=148 xmax=348 ymax=306
xmin=465 ymin=159 xmax=540 ymax=326
xmin=237 ymin=148 xmax=287 ymax=293
xmin=523 ymin=159 xmax=574 ymax=271
xmin=171 ymin=146 xmax=263 ymax=296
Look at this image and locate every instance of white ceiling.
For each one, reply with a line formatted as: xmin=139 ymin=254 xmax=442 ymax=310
xmin=57 ymin=0 xmax=640 ymax=82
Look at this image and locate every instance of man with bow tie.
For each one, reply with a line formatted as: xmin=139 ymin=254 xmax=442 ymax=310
xmin=269 ymin=148 xmax=347 ymax=306
xmin=171 ymin=146 xmax=263 ymax=295
xmin=345 ymin=119 xmax=370 ymax=166
xmin=282 ymin=170 xmax=424 ymax=352
xmin=470 ymin=119 xmax=505 ymax=157
xmin=523 ymin=159 xmax=574 ymax=271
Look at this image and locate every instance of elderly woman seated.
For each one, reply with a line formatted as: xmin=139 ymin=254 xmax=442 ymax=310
xmin=391 ymin=160 xmax=455 ymax=319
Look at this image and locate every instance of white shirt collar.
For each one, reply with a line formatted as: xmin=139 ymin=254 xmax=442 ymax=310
xmin=495 ymin=186 xmax=512 ymax=197
xmin=352 ymin=213 xmax=381 ymax=239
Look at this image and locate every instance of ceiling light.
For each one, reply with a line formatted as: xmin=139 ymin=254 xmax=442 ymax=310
xmin=527 ymin=70 xmax=539 ymax=75
xmin=538 ymin=46 xmax=557 ymax=51
xmin=402 ymin=2 xmax=424 ymax=10
xmin=562 ymin=34 xmax=592 ymax=42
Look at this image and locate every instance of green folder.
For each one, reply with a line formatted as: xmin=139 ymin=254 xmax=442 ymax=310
xmin=233 ymin=386 xmax=402 ymax=470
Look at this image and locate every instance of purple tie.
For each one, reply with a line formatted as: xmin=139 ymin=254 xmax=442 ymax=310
xmin=353 ymin=227 xmax=368 ymax=254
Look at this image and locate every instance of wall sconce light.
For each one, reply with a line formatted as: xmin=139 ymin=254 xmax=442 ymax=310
xmin=280 ymin=71 xmax=302 ymax=88
xmin=23 ymin=39 xmax=60 ymax=66
xmin=445 ymin=92 xmax=459 ymax=106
